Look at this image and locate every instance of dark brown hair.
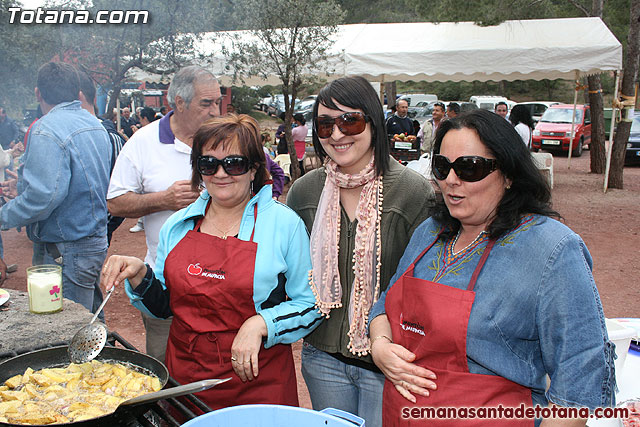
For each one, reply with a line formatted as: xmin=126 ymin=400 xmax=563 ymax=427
xmin=37 ymin=62 xmax=79 ymax=106
xmin=190 ymin=114 xmax=269 ymax=193
xmin=312 ymin=76 xmax=390 ymax=176
xmin=432 ymin=109 xmax=560 ymax=238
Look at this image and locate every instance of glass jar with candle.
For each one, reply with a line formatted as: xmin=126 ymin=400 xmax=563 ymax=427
xmin=27 ymin=265 xmax=63 ymax=314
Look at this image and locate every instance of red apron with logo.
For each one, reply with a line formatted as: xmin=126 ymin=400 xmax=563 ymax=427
xmin=163 ymin=203 xmax=298 ymax=410
xmin=383 ymin=234 xmax=533 ymax=426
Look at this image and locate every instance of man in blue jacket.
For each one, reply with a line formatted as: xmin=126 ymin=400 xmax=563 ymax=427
xmin=0 ymin=62 xmax=111 ymax=314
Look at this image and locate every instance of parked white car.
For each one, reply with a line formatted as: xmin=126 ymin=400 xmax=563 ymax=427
xmin=257 ymin=96 xmax=274 ymax=112
xmin=397 ymin=94 xmax=438 ymax=107
xmin=469 ymin=95 xmax=510 ymax=111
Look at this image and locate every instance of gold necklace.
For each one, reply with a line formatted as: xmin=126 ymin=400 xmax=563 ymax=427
xmin=210 ymin=217 xmax=242 ymax=240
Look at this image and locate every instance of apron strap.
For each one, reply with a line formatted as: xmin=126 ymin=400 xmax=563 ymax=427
xmin=467 ymin=238 xmax=496 ymax=291
xmin=194 ymin=199 xmax=211 ymax=230
xmin=249 ymin=203 xmax=258 ymax=242
xmin=405 ymin=227 xmax=445 ymax=276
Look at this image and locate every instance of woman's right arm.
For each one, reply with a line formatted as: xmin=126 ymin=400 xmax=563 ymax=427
xmin=101 ymin=255 xmax=172 ymax=319
xmin=370 ymin=315 xmax=437 ymax=403
xmin=101 ymin=255 xmax=147 ymax=291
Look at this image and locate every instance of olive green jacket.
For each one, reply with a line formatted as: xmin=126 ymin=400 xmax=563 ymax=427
xmin=286 ymin=158 xmax=436 ymax=364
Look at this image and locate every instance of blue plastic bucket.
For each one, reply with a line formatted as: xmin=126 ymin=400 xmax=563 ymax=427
xmin=181 ymin=405 xmax=365 ymax=427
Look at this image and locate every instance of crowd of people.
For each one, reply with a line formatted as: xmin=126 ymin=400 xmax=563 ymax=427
xmin=0 ymin=61 xmax=615 ymax=426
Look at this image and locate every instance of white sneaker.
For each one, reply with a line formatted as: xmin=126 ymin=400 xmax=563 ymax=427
xmin=129 ymin=223 xmax=144 ymax=233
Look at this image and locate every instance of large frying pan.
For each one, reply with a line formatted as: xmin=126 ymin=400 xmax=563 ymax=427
xmin=0 ymin=345 xmax=169 ymax=427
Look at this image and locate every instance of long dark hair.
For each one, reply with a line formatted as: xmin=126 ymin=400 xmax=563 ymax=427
xmin=509 ymin=104 xmax=535 ymax=129
xmin=312 ymin=76 xmax=390 ymax=176
xmin=432 ymin=109 xmax=559 ymax=238
xmin=190 ymin=114 xmax=269 ymax=193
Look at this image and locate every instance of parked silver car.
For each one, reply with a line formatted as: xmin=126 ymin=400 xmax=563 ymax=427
xmin=268 ymin=94 xmax=300 ymax=117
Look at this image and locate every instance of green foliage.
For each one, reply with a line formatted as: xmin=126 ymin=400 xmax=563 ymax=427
xmin=338 ymin=0 xmax=417 ymax=24
xmin=417 ymin=0 xmax=578 ymax=26
xmin=225 ymin=0 xmax=344 ymax=92
xmin=397 ymin=77 xmax=616 ymax=104
xmin=256 ymin=85 xmax=279 ymax=98
xmin=225 ymin=0 xmax=345 ymax=179
xmin=43 ymin=0 xmax=225 ymax=111
xmin=65 ymin=0 xmax=215 ymax=74
xmin=0 ymin=0 xmax=232 ymax=114
xmin=603 ymin=0 xmax=632 ymax=52
xmin=0 ymin=0 xmax=60 ymax=115
xmin=231 ymin=86 xmax=261 ymax=114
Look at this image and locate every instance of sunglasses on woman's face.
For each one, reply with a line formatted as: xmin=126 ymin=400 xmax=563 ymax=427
xmin=197 ymin=155 xmax=250 ymax=176
xmin=432 ymin=154 xmax=498 ymax=182
xmin=315 ymin=112 xmax=369 ymax=139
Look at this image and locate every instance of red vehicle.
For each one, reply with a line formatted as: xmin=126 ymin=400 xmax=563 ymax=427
xmin=532 ymin=104 xmax=591 ymax=157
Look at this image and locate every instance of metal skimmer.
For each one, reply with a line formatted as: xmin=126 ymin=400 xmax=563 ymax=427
xmin=68 ymin=288 xmax=113 ymax=363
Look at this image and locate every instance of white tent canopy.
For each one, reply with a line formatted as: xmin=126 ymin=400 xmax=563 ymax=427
xmin=328 ymin=17 xmax=621 ymax=82
xmin=128 ymin=17 xmax=621 ymax=85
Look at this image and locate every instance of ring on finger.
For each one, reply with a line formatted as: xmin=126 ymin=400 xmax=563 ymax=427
xmin=230 ymin=356 xmax=237 ymax=362
xmin=243 ymin=360 xmax=250 ymax=364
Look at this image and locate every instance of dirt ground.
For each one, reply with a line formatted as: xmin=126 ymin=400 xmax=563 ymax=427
xmin=1 ymin=152 xmax=638 ymax=409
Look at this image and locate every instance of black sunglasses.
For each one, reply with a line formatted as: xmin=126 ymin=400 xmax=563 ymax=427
xmin=432 ymin=154 xmax=498 ymax=182
xmin=197 ymin=155 xmax=250 ymax=176
xmin=315 ymin=112 xmax=370 ymax=139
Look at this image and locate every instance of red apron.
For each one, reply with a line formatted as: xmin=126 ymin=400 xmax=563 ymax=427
xmin=383 ymin=233 xmax=533 ymax=426
xmin=163 ymin=203 xmax=298 ymax=410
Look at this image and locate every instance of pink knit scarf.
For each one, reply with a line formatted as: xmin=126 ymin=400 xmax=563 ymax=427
xmin=309 ymin=155 xmax=383 ymax=356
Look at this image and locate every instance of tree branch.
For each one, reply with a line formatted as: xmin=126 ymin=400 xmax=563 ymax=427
xmin=566 ymin=0 xmax=590 ymax=17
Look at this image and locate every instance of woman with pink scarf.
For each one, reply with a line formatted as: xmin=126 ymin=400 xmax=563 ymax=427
xmin=287 ymin=76 xmax=436 ymax=427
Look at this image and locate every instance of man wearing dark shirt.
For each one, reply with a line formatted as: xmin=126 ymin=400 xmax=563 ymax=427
xmin=0 ymin=107 xmax=19 ymax=150
xmin=120 ymin=107 xmax=139 ymax=138
xmin=385 ymin=99 xmax=415 ymax=136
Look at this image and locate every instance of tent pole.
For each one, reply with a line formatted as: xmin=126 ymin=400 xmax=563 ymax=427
xmin=380 ymin=75 xmax=385 ymax=106
xmin=604 ymin=70 xmax=621 ymax=193
xmin=567 ymin=71 xmax=580 ymax=169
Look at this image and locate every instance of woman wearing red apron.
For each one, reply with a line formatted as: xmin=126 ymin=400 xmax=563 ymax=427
xmin=369 ymin=110 xmax=615 ymax=426
xmin=102 ymin=115 xmax=321 ymax=409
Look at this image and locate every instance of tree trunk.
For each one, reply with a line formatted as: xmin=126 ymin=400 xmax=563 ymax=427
xmin=385 ymin=82 xmax=396 ymax=108
xmin=107 ymin=85 xmax=122 ymax=117
xmin=286 ymin=118 xmax=301 ymax=181
xmin=284 ymin=112 xmax=301 ymax=182
xmin=588 ymin=74 xmax=606 ymax=173
xmin=591 ymin=0 xmax=603 ymax=19
xmin=543 ymin=79 xmax=553 ymax=99
xmin=587 ymin=0 xmax=606 ymax=174
xmin=609 ymin=1 xmax=640 ymax=189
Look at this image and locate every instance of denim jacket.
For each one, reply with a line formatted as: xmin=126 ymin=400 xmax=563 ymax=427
xmin=0 ymin=101 xmax=111 ymax=243
xmin=370 ymin=215 xmax=616 ymax=411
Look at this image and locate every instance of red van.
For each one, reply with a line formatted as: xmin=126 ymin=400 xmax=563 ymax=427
xmin=531 ymin=104 xmax=591 ymax=157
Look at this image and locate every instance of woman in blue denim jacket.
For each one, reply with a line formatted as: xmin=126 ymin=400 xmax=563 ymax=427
xmin=369 ymin=110 xmax=615 ymax=426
